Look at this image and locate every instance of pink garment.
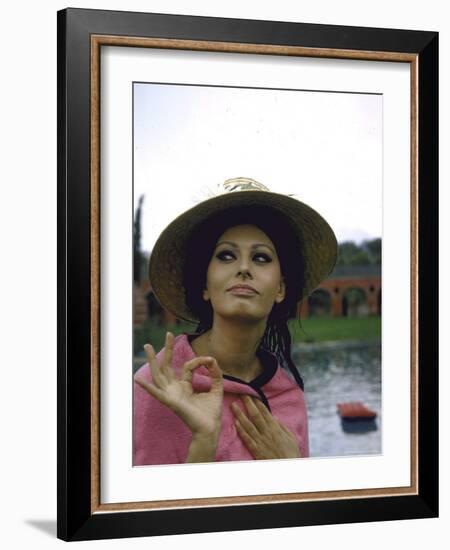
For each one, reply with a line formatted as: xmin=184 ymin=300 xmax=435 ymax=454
xmin=133 ymin=333 xmax=309 ymax=465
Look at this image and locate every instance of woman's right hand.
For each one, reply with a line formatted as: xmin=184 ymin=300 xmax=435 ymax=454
xmin=134 ymin=332 xmax=224 ymax=441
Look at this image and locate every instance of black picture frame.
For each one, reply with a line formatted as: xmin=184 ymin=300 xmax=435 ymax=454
xmin=57 ymin=7 xmax=438 ymax=542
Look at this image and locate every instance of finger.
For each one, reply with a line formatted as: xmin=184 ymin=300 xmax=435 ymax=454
xmin=180 ymin=356 xmax=220 ymax=384
xmin=144 ymin=343 xmax=166 ymax=388
xmin=241 ymin=395 xmax=266 ymax=433
xmin=134 ymin=375 xmax=170 ymax=406
xmin=231 ymin=401 xmax=260 ymax=440
xmin=234 ymin=419 xmax=259 ymax=456
xmin=277 ymin=422 xmax=301 ymax=457
xmin=252 ymin=396 xmax=274 ymax=423
xmin=161 ymin=332 xmax=175 ymax=381
xmin=200 ymin=357 xmax=223 ymax=393
xmin=279 ymin=421 xmax=295 ymax=437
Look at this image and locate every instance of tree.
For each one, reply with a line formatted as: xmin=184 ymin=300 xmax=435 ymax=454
xmin=363 ymin=238 xmax=381 ymax=264
xmin=133 ymin=195 xmax=144 ymax=283
xmin=336 ymin=241 xmax=370 ymax=266
xmin=336 ymin=239 xmax=381 ymax=266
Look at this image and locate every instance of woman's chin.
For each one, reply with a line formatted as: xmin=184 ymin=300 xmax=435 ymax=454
xmin=216 ymin=306 xmax=269 ymax=325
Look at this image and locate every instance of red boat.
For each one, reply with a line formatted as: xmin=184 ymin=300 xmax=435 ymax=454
xmin=337 ymin=402 xmax=377 ymax=421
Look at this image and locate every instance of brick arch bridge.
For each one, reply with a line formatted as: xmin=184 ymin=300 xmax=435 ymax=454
xmin=298 ymin=265 xmax=381 ymax=318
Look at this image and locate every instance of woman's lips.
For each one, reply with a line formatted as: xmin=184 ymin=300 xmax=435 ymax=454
xmin=227 ymin=285 xmax=258 ymax=295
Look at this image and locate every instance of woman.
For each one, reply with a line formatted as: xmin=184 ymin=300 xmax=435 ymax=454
xmin=134 ymin=178 xmax=337 ymax=465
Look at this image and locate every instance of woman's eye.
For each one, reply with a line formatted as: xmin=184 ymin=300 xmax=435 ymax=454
xmin=253 ymin=253 xmax=272 ymax=263
xmin=216 ymin=250 xmax=236 ymax=261
xmin=215 ymin=250 xmax=272 ymax=263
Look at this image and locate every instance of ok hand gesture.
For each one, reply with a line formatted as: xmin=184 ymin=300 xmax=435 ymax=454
xmin=134 ymin=332 xmax=224 ymax=439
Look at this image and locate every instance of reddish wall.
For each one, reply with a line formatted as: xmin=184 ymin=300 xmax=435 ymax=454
xmin=299 ymin=276 xmax=381 ymax=318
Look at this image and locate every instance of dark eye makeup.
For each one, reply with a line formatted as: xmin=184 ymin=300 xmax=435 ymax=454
xmin=215 ymin=249 xmax=272 ymax=263
xmin=216 ymin=250 xmax=236 ymax=261
xmin=253 ymin=252 xmax=272 ymax=263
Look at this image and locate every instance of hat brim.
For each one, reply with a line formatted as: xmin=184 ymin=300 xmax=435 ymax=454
xmin=149 ymin=190 xmax=337 ymax=323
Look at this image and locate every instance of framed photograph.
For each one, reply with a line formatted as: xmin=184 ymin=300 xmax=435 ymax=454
xmin=57 ymin=8 xmax=438 ymax=541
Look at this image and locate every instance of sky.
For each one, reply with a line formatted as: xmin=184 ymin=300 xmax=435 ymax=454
xmin=133 ymin=83 xmax=382 ymax=253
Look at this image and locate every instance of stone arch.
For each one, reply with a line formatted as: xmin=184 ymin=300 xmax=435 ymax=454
xmin=308 ymin=288 xmax=332 ymax=317
xmin=342 ymin=287 xmax=368 ymax=317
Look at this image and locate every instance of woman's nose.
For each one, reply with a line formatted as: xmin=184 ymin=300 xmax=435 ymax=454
xmin=236 ymin=257 xmax=252 ymax=278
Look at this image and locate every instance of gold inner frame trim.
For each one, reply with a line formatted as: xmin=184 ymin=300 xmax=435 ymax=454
xmin=90 ymin=34 xmax=419 ymax=514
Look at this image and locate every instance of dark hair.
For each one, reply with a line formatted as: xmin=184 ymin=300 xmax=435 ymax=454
xmin=183 ymin=205 xmax=305 ymax=390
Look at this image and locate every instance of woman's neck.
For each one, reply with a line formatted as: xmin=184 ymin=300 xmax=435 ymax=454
xmin=192 ymin=317 xmax=266 ymax=382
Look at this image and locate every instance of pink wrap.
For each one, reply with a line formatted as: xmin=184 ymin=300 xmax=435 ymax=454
xmin=133 ymin=333 xmax=309 ymax=465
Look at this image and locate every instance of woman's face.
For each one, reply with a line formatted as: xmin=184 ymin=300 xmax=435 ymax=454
xmin=202 ymin=224 xmax=286 ymax=323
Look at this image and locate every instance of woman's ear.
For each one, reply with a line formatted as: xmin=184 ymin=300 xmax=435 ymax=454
xmin=202 ymin=287 xmax=210 ymax=301
xmin=275 ymin=277 xmax=286 ymax=304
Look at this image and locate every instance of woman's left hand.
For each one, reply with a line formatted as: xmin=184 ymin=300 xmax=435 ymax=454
xmin=231 ymin=395 xmax=301 ymax=460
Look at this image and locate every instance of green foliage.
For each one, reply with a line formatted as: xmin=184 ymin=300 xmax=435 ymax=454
xmin=336 ymin=238 xmax=381 ymax=266
xmin=364 ymin=237 xmax=382 ymax=264
xmin=133 ymin=195 xmax=145 ymax=283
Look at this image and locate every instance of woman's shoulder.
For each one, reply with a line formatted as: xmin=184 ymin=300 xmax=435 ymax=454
xmin=261 ymin=360 xmax=305 ymax=398
xmin=134 ymin=334 xmax=195 ymax=388
xmin=173 ymin=332 xmax=197 ymax=357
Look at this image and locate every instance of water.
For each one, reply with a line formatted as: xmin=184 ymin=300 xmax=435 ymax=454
xmin=292 ymin=342 xmax=381 ymax=458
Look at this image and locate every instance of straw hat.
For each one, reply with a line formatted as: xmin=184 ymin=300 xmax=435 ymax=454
xmin=148 ymin=177 xmax=337 ymax=323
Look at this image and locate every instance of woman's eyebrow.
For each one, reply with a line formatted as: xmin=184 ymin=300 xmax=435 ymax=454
xmin=215 ymin=240 xmax=276 ymax=253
